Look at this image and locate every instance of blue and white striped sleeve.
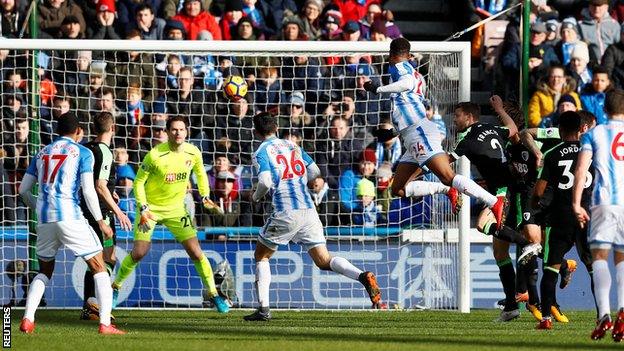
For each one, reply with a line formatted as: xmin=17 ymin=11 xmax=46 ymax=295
xmin=78 ymin=147 xmax=95 ymax=174
xmin=25 ymin=154 xmax=38 ymax=176
xmin=580 ymin=130 xmax=594 ymax=153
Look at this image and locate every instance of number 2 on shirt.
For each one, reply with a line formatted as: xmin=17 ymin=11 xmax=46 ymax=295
xmin=276 ymin=150 xmax=305 ymax=180
xmin=42 ymin=154 xmax=68 ymax=184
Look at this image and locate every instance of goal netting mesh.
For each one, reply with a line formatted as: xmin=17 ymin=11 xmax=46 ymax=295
xmin=0 ymin=40 xmax=469 ymax=310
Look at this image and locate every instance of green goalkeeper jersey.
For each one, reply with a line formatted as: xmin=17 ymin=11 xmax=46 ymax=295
xmin=134 ymin=141 xmax=209 ymax=214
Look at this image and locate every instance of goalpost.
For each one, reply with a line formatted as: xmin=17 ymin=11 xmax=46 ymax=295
xmin=0 ymin=39 xmax=471 ymax=312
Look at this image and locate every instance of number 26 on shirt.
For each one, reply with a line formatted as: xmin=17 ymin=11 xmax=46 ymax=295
xmin=276 ymin=150 xmax=305 ymax=180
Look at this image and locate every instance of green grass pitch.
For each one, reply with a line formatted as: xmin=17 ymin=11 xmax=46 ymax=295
xmin=8 ymin=309 xmax=621 ymax=350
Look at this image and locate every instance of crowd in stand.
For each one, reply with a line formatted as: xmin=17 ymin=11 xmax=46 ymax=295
xmin=0 ymin=0 xmax=439 ymax=232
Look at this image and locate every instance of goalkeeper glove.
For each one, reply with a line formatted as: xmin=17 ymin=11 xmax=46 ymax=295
xmin=363 ymin=80 xmax=379 ymax=93
xmin=202 ymin=196 xmax=225 ymax=215
xmin=138 ymin=205 xmax=156 ymax=232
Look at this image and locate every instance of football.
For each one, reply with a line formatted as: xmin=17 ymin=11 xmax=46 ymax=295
xmin=223 ymin=75 xmax=248 ymax=101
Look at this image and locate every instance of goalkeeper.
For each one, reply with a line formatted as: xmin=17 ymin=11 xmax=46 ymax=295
xmin=112 ymin=116 xmax=229 ymax=313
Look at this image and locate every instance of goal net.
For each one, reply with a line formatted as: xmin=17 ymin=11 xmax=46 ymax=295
xmin=0 ymin=40 xmax=470 ymax=311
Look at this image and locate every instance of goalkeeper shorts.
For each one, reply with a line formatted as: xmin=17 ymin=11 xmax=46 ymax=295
xmin=258 ymin=208 xmax=326 ymax=251
xmin=133 ymin=209 xmax=197 ymax=243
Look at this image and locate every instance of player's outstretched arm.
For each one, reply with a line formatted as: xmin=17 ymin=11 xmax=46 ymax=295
xmin=490 ymin=95 xmax=518 ymax=139
xmin=519 ymin=130 xmax=543 ymax=168
xmin=360 ymin=74 xmax=413 ymax=94
xmin=18 ymin=173 xmax=37 ymax=210
xmin=572 ymin=150 xmax=592 ymax=228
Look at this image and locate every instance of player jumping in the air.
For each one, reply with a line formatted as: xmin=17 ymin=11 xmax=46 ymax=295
xmin=111 ymin=115 xmax=229 ymax=313
xmin=18 ymin=113 xmax=125 ymax=334
xmin=361 ymin=37 xmax=507 ymax=228
xmin=244 ymin=112 xmax=382 ymax=321
xmin=573 ymin=90 xmax=624 ymax=341
xmin=79 ymin=112 xmax=133 ymax=321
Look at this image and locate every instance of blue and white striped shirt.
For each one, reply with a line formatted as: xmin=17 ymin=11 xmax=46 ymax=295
xmin=388 ymin=61 xmax=427 ymax=131
xmin=580 ymin=120 xmax=624 ymax=207
xmin=26 ymin=137 xmax=94 ymax=223
xmin=253 ymin=137 xmax=314 ymax=212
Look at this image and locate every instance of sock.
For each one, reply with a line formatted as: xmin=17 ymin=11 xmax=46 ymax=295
xmin=487 ymin=225 xmax=529 ymax=246
xmin=23 ymin=273 xmax=49 ymax=321
xmin=193 ymin=255 xmax=218 ymax=297
xmin=404 ymin=180 xmax=449 ymax=197
xmin=497 ymin=259 xmax=517 ymax=310
xmin=540 ymin=267 xmax=558 ymax=318
xmin=451 ymin=174 xmax=497 ymax=207
xmin=114 ymin=255 xmax=139 ymax=287
xmin=592 ymin=259 xmax=612 ymax=317
xmin=256 ymin=260 xmax=271 ymax=308
xmin=93 ymin=272 xmax=112 ymax=326
xmin=617 ymin=262 xmax=624 ymax=310
xmin=526 ymin=256 xmax=540 ymax=305
xmin=589 ymin=271 xmax=598 ymax=319
xmin=83 ymin=270 xmax=95 ymax=306
xmin=329 ymin=256 xmax=363 ymax=281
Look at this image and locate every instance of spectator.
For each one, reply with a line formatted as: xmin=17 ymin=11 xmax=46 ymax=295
xmin=375 ymin=161 xmax=392 ymax=212
xmin=281 ymin=55 xmax=323 ymax=105
xmin=359 ymin=3 xmax=400 ymax=40
xmin=319 ymin=9 xmax=342 ymax=41
xmin=208 ymin=171 xmax=240 ymax=227
xmin=2 ymin=92 xmax=26 ymax=131
xmin=539 ymin=93 xmax=579 ymax=127
xmin=256 ymin=0 xmax=297 ymax=37
xmin=233 ymin=17 xmax=262 ymax=40
xmin=126 ymin=85 xmax=146 ymax=129
xmin=117 ymin=0 xmax=163 ymax=31
xmin=566 ymin=43 xmax=593 ymax=93
xmin=130 ymin=4 xmax=166 ymax=40
xmin=544 ymin=19 xmax=559 ymax=47
xmin=166 ymin=66 xmax=217 ymax=138
xmin=75 ymin=63 xmax=105 ymax=122
xmin=1 ymin=0 xmax=27 ymax=38
xmin=369 ymin=122 xmax=401 ymax=168
xmin=164 ymin=18 xmax=187 ymax=39
xmin=87 ymin=0 xmax=122 ymax=39
xmin=207 ymin=149 xmax=240 ymax=192
xmin=64 ymin=50 xmax=91 ymax=97
xmin=341 ymin=20 xmax=361 ymax=41
xmin=252 ymin=66 xmax=284 ymax=110
xmin=580 ymin=66 xmax=612 ymax=125
xmin=219 ymin=0 xmax=244 ymax=40
xmin=115 ymin=154 xmax=137 ymax=223
xmin=332 ymin=0 xmax=374 ymax=25
xmin=56 ymin=14 xmax=84 ymax=38
xmin=358 ymin=1 xmax=380 ymax=39
xmin=38 ymin=0 xmax=86 ymax=38
xmin=299 ymin=0 xmax=322 ymax=40
xmin=352 ymin=178 xmax=384 ymax=227
xmin=243 ymin=0 xmax=266 ymax=31
xmin=554 ymin=17 xmax=587 ymax=66
xmin=215 ymin=97 xmax=255 ymax=164
xmin=424 ymin=99 xmax=447 ymax=141
xmin=315 ymin=115 xmax=361 ymax=189
xmin=528 ymin=65 xmax=581 ymax=127
xmin=277 ymin=15 xmax=307 ymax=40
xmin=309 ymin=176 xmax=340 ymax=226
xmin=162 ymin=0 xmax=211 ymax=19
xmin=172 ymin=0 xmax=222 ymax=40
xmin=368 ymin=19 xmax=388 ymax=42
xmin=577 ymin=0 xmax=620 ymax=63
xmin=603 ymin=25 xmax=624 ymax=89
xmin=106 ymin=29 xmax=157 ymax=102
xmin=338 ymin=148 xmax=376 ymax=213
xmin=2 ymin=118 xmax=29 ymax=222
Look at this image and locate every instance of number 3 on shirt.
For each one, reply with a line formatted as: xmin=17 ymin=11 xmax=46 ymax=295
xmin=42 ymin=154 xmax=68 ymax=184
xmin=276 ymin=150 xmax=305 ymax=180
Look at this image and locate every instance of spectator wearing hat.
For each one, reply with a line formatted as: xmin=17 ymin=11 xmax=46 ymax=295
xmin=553 ymin=17 xmax=586 ymax=66
xmin=172 ymin=0 xmax=222 ymax=40
xmin=602 ymin=24 xmax=624 ymax=89
xmin=369 ymin=19 xmax=388 ymax=41
xmin=528 ymin=64 xmax=581 ymax=127
xmin=578 ymin=0 xmax=620 ymax=64
xmin=38 ymin=0 xmax=86 ymax=38
xmin=581 ymin=66 xmax=613 ymax=124
xmin=57 ymin=15 xmax=84 ymax=38
xmin=278 ymin=91 xmax=314 ymax=147
xmin=1 ymin=0 xmax=28 ymax=38
xmin=299 ymin=0 xmax=323 ymax=40
xmin=164 ymin=18 xmax=187 ymax=39
xmin=538 ymin=93 xmax=579 ymax=127
xmin=352 ymin=178 xmax=384 ymax=227
xmin=206 ymin=170 xmax=240 ymax=227
xmin=368 ymin=121 xmax=401 ymax=168
xmin=243 ymin=0 xmax=265 ymax=33
xmin=338 ymin=148 xmax=376 ymax=213
xmin=277 ymin=15 xmax=308 ymax=40
xmin=566 ymin=43 xmax=593 ymax=93
xmin=128 ymin=4 xmax=166 ymax=40
xmin=544 ymin=19 xmax=559 ymax=46
xmin=358 ymin=2 xmax=401 ymax=40
xmin=234 ymin=17 xmax=261 ymax=39
xmin=332 ymin=0 xmax=375 ymax=25
xmin=207 ymin=150 xmax=240 ymax=197
xmin=64 ymin=50 xmax=91 ymax=97
xmin=87 ymin=0 xmax=122 ymax=39
xmin=219 ymin=0 xmax=244 ymax=40
xmin=256 ymin=0 xmax=297 ymax=38
xmin=320 ymin=8 xmax=342 ymax=40
xmin=341 ymin=20 xmax=361 ymax=41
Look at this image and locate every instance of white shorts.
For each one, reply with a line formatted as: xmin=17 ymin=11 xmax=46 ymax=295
xmin=589 ymin=205 xmax=624 ymax=251
xmin=36 ymin=219 xmax=103 ymax=261
xmin=398 ymin=119 xmax=445 ymax=168
xmin=259 ymin=208 xmax=326 ymax=251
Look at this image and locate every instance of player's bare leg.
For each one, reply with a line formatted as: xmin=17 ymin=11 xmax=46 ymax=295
xmin=391 ymin=162 xmax=462 ymax=215
xmin=181 ymin=237 xmax=229 ymax=313
xmin=308 ymin=245 xmax=382 ymax=309
xmin=20 ymin=259 xmax=55 ymax=333
xmin=245 ymin=242 xmax=275 ymax=321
